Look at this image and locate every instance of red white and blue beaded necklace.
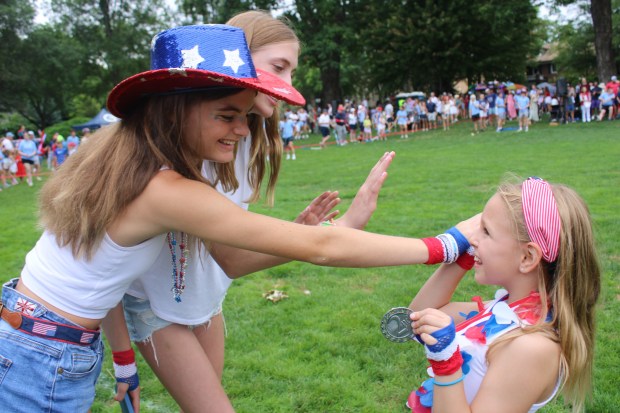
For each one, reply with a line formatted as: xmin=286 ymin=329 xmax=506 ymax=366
xmin=166 ymin=231 xmax=189 ymax=302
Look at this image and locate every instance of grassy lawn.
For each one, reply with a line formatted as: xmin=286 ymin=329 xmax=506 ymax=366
xmin=1 ymin=118 xmax=618 ymax=412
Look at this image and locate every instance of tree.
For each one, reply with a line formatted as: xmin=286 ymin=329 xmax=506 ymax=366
xmin=553 ymin=0 xmax=617 ymax=81
xmin=0 ymin=0 xmax=36 ymax=112
xmin=178 ymin=0 xmax=279 ymax=24
xmin=11 ymin=26 xmax=86 ymax=128
xmin=50 ymin=0 xmax=175 ymax=103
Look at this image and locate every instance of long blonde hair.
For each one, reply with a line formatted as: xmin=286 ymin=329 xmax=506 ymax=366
xmin=493 ymin=179 xmax=600 ymax=412
xmin=227 ymin=10 xmax=300 ymax=205
xmin=39 ymin=89 xmax=244 ymax=258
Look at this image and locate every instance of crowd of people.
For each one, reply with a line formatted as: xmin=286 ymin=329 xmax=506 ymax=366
xmin=279 ymin=75 xmax=620 ymax=150
xmin=0 ymin=126 xmax=91 ymax=191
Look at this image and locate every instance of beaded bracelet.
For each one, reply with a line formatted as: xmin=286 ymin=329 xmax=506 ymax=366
xmin=433 ymin=374 xmax=465 ymax=387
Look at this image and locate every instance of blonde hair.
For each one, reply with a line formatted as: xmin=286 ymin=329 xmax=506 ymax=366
xmin=227 ymin=10 xmax=300 ymax=205
xmin=492 ymin=179 xmax=600 ymax=412
xmin=39 ymin=89 xmax=244 ymax=258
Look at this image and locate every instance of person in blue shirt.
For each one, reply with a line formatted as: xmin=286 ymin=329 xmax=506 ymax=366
xmin=18 ymin=130 xmax=38 ymax=186
xmin=469 ymin=93 xmax=481 ymax=134
xmin=52 ymin=140 xmax=69 ymax=169
xmin=66 ymin=130 xmax=80 ymax=150
xmin=597 ymin=87 xmax=615 ymax=121
xmin=495 ymin=90 xmax=506 ymax=132
xmin=279 ymin=113 xmax=296 ymax=160
xmin=514 ymin=89 xmax=530 ymax=132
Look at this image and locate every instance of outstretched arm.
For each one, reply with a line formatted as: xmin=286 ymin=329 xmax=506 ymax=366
xmin=209 ymin=152 xmax=394 ymax=277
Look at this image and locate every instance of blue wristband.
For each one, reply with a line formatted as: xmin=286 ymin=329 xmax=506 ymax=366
xmin=117 ymin=373 xmax=140 ymax=391
xmin=446 ymin=227 xmax=470 ymax=256
xmin=426 ymin=320 xmax=456 ymax=353
xmin=433 ymin=374 xmax=465 ymax=387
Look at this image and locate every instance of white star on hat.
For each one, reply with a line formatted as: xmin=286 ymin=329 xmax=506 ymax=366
xmin=181 ymin=45 xmax=205 ymax=69
xmin=223 ymin=49 xmax=245 ymax=74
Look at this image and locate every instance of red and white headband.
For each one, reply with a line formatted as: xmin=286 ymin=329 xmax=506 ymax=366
xmin=521 ymin=177 xmax=561 ymax=262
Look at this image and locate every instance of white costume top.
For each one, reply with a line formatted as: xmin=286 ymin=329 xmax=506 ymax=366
xmin=410 ymin=289 xmax=560 ymax=413
xmin=126 ymin=136 xmax=252 ymax=325
xmin=21 ymin=231 xmax=166 ymax=319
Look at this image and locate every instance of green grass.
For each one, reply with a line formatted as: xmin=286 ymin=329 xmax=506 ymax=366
xmin=1 ymin=118 xmax=618 ymax=412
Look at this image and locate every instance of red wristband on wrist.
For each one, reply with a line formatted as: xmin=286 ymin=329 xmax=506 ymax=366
xmin=422 ymin=237 xmax=444 ymax=265
xmin=428 ymin=347 xmax=463 ymax=376
xmin=456 ymin=253 xmax=475 ymax=270
xmin=112 ymin=348 xmax=135 ymax=365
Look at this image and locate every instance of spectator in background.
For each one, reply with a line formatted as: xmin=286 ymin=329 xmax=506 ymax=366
xmin=318 ymin=108 xmax=332 ymax=148
xmin=81 ymin=128 xmax=92 ymax=145
xmin=495 ymin=89 xmax=506 ymax=132
xmin=18 ymin=130 xmax=38 ymax=186
xmin=1 ymin=132 xmax=18 ymax=186
xmin=528 ymin=85 xmax=540 ymax=122
xmin=566 ymin=86 xmax=576 ymax=123
xmin=334 ymin=104 xmax=348 ymax=146
xmin=579 ymin=85 xmax=592 ymax=123
xmin=515 ymin=88 xmax=530 ymax=132
xmin=598 ymin=86 xmax=615 ymax=121
xmin=279 ymin=112 xmax=296 ymax=160
xmin=427 ymin=96 xmax=437 ymax=129
xmin=52 ymin=140 xmax=69 ymax=169
xmin=66 ymin=129 xmax=80 ymax=150
xmin=506 ymin=90 xmax=517 ymax=120
xmin=347 ymin=107 xmax=359 ymax=142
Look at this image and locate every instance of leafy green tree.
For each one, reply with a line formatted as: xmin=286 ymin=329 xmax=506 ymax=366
xmin=359 ymin=0 xmax=539 ymax=93
xmin=178 ymin=0 xmax=279 ymax=24
xmin=0 ymin=0 xmax=36 ymax=112
xmin=288 ymin=0 xmax=540 ymax=104
xmin=553 ymin=0 xmax=617 ymax=81
xmin=9 ymin=26 xmax=85 ymax=128
xmin=50 ymin=0 xmax=174 ymax=103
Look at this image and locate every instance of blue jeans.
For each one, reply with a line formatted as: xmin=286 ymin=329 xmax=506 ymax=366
xmin=0 ymin=278 xmax=104 ymax=412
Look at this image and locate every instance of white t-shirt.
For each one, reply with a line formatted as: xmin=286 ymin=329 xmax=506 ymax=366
xmin=1 ymin=138 xmax=15 ymax=152
xmin=126 ymin=137 xmax=253 ymax=324
xmin=318 ymin=113 xmax=331 ymax=127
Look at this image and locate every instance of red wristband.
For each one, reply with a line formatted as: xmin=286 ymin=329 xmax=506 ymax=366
xmin=428 ymin=347 xmax=463 ymax=376
xmin=112 ymin=348 xmax=135 ymax=365
xmin=456 ymin=253 xmax=475 ymax=270
xmin=422 ymin=237 xmax=444 ymax=264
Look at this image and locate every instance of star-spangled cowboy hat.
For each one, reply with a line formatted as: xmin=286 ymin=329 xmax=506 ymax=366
xmin=107 ymin=24 xmax=305 ymax=118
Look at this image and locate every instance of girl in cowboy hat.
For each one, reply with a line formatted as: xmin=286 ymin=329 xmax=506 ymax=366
xmin=0 ymin=24 xmax=475 ymax=412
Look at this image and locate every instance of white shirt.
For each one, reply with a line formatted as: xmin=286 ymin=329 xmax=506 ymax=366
xmin=126 ymin=137 xmax=253 ymax=324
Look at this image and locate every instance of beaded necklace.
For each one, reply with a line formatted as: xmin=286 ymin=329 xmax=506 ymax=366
xmin=166 ymin=231 xmax=189 ymax=302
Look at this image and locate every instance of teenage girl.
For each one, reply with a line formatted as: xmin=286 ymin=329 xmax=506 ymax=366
xmin=118 ymin=11 xmax=395 ymax=412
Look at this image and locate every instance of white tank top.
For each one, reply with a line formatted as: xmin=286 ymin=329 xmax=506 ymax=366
xmin=21 ymin=230 xmax=166 ymax=319
xmin=457 ymin=290 xmax=561 ymax=412
xmin=126 ymin=136 xmax=252 ymax=324
xmin=411 ymin=289 xmax=560 ymax=412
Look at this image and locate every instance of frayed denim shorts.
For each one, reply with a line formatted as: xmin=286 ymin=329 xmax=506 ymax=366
xmin=0 ymin=278 xmax=104 ymax=413
xmin=123 ymin=294 xmax=174 ymax=343
xmin=123 ymin=294 xmax=223 ymax=343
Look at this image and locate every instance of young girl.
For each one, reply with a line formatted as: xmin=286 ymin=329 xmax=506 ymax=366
xmin=405 ymin=176 xmax=599 ymax=413
xmin=0 ymin=24 xmax=473 ymax=413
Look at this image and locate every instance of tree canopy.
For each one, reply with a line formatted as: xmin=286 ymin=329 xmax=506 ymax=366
xmin=0 ymin=0 xmax=616 ymax=130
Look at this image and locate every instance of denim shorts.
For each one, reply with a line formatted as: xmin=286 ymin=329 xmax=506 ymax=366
xmin=123 ymin=294 xmax=222 ymax=343
xmin=123 ymin=294 xmax=174 ymax=342
xmin=0 ymin=278 xmax=104 ymax=412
